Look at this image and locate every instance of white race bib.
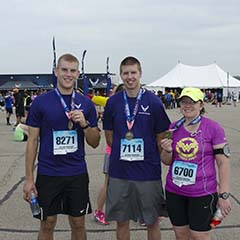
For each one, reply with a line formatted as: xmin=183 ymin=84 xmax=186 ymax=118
xmin=172 ymin=160 xmax=198 ymax=187
xmin=120 ymin=138 xmax=144 ymax=161
xmin=53 ymin=130 xmax=78 ymax=155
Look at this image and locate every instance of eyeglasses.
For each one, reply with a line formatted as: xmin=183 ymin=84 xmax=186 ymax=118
xmin=180 ymin=100 xmax=198 ymax=105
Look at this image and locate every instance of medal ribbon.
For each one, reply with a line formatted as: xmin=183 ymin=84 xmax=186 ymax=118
xmin=123 ymin=89 xmax=143 ymax=131
xmin=55 ymin=88 xmax=76 ymax=120
xmin=171 ymin=115 xmax=202 ymax=131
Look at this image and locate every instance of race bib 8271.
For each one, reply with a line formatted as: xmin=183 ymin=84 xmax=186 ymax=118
xmin=53 ymin=130 xmax=78 ymax=155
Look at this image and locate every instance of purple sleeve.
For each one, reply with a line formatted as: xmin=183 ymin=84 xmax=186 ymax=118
xmin=152 ymin=99 xmax=171 ymax=133
xmin=210 ymin=121 xmax=227 ymax=145
xmin=26 ymin=97 xmax=43 ymax=128
xmin=85 ymin=100 xmax=98 ymax=127
xmin=103 ymin=98 xmax=113 ymax=131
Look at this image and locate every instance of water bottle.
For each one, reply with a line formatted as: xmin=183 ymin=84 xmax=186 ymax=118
xmin=30 ymin=192 xmax=40 ymax=216
xmin=210 ymin=208 xmax=223 ymax=228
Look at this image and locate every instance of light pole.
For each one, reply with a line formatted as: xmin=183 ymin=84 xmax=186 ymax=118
xmin=227 ymin=72 xmax=230 ymax=102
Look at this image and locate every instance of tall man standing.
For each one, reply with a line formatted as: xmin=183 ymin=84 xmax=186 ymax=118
xmin=103 ymin=56 xmax=171 ymax=240
xmin=23 ymin=53 xmax=100 ymax=240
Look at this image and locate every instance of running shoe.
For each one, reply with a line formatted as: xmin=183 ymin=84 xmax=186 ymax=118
xmin=139 ymin=221 xmax=147 ymax=227
xmin=94 ymin=210 xmax=110 ymax=225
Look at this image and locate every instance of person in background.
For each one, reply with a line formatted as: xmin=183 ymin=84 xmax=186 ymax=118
xmin=5 ymin=91 xmax=14 ymax=125
xmin=24 ymin=90 xmax=32 ymax=118
xmin=31 ymin=91 xmax=38 ymax=101
xmin=164 ymin=90 xmax=172 ymax=110
xmin=14 ymin=88 xmax=25 ymax=126
xmin=86 ymin=88 xmax=95 ymax=99
xmin=13 ymin=123 xmax=28 ymax=141
xmin=169 ymin=90 xmax=176 ymax=109
xmin=93 ymin=84 xmax=124 ymax=225
xmin=23 ymin=53 xmax=100 ymax=240
xmin=216 ymin=89 xmax=223 ymax=108
xmin=103 ymin=56 xmax=170 ymax=240
xmin=232 ymin=91 xmax=237 ymax=107
xmin=0 ymin=93 xmax=4 ymax=111
xmin=161 ymin=87 xmax=231 ymax=240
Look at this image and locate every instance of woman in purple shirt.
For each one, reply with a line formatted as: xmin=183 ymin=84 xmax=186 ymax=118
xmin=161 ymin=87 xmax=231 ymax=240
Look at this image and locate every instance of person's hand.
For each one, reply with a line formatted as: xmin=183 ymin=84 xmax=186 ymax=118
xmin=217 ymin=198 xmax=231 ymax=218
xmin=23 ymin=179 xmax=37 ymax=202
xmin=70 ymin=110 xmax=88 ymax=128
xmin=160 ymin=138 xmax=173 ymax=153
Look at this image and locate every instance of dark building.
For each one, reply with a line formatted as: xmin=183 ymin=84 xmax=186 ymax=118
xmin=0 ymin=73 xmax=119 ymax=93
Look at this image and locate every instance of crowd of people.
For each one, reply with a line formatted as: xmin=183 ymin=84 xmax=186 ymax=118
xmin=0 ymin=89 xmax=45 ymax=127
xmin=155 ymin=88 xmax=239 ymax=110
xmin=0 ymin=53 xmax=232 ymax=240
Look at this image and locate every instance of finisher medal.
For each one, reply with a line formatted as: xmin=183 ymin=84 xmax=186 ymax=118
xmin=123 ymin=89 xmax=143 ymax=142
xmin=164 ymin=130 xmax=173 ymax=139
xmin=125 ymin=131 xmax=134 ymax=140
xmin=68 ymin=121 xmax=73 ymax=130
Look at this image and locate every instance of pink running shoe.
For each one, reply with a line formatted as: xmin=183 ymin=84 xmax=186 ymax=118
xmin=94 ymin=210 xmax=110 ymax=225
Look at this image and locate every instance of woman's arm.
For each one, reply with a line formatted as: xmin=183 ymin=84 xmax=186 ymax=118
xmin=158 ymin=133 xmax=173 ymax=165
xmin=215 ymin=152 xmax=231 ymax=217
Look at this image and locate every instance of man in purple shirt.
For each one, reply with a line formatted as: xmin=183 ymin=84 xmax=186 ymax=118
xmin=23 ymin=53 xmax=100 ymax=240
xmin=103 ymin=56 xmax=170 ymax=240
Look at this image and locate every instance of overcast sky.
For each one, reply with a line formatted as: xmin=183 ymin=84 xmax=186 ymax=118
xmin=1 ymin=0 xmax=240 ymax=84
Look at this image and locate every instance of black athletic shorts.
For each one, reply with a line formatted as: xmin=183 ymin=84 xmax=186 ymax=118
xmin=166 ymin=190 xmax=218 ymax=231
xmin=5 ymin=107 xmax=13 ymax=114
xmin=35 ymin=173 xmax=92 ymax=220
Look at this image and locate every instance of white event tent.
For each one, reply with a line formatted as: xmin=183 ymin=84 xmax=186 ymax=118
xmin=146 ymin=63 xmax=240 ymax=97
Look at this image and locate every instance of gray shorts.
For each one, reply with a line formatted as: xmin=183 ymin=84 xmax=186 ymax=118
xmin=105 ymin=177 xmax=168 ymax=225
xmin=102 ymin=153 xmax=110 ymax=174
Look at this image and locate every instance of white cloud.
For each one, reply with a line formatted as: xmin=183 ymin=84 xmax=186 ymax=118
xmin=0 ymin=0 xmax=240 ymax=83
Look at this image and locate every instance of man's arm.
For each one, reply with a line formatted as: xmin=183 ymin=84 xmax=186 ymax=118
xmin=105 ymin=130 xmax=113 ymax=148
xmin=83 ymin=127 xmax=100 ymax=148
xmin=70 ymin=109 xmax=100 ymax=148
xmin=23 ymin=126 xmax=39 ymax=201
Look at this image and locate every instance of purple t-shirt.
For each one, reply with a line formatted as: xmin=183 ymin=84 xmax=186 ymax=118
xmin=103 ymin=89 xmax=171 ymax=181
xmin=165 ymin=116 xmax=227 ymax=197
xmin=26 ymin=89 xmax=98 ymax=176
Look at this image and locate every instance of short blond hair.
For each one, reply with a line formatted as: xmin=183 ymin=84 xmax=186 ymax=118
xmin=57 ymin=53 xmax=79 ymax=68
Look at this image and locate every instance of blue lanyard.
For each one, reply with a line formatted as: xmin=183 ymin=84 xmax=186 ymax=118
xmin=123 ymin=89 xmax=143 ymax=131
xmin=172 ymin=115 xmax=202 ymax=131
xmin=55 ymin=88 xmax=76 ymax=119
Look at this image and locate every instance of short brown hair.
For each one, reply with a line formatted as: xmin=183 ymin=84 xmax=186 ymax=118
xmin=120 ymin=56 xmax=142 ymax=74
xmin=57 ymin=53 xmax=79 ymax=68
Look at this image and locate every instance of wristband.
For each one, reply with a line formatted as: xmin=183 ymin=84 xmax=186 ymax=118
xmin=82 ymin=123 xmax=89 ymax=129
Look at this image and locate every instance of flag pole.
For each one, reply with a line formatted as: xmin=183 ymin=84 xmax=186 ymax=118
xmin=106 ymin=57 xmax=111 ymax=96
xmin=81 ymin=50 xmax=88 ymax=96
xmin=52 ymin=37 xmax=57 ymax=88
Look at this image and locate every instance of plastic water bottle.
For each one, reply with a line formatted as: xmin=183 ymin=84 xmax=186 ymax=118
xmin=210 ymin=208 xmax=223 ymax=228
xmin=30 ymin=192 xmax=40 ymax=216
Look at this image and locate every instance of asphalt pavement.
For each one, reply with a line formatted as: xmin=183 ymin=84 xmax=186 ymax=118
xmin=0 ymin=103 xmax=239 ymax=239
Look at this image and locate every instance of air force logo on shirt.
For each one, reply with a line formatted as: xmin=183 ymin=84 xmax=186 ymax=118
xmin=74 ymin=103 xmax=85 ymax=112
xmin=139 ymin=105 xmax=150 ymax=115
xmin=74 ymin=104 xmax=81 ymax=109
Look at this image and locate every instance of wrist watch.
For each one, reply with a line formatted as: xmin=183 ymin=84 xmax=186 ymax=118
xmin=218 ymin=192 xmax=230 ymax=200
xmin=213 ymin=144 xmax=230 ymax=158
xmin=82 ymin=121 xmax=90 ymax=129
